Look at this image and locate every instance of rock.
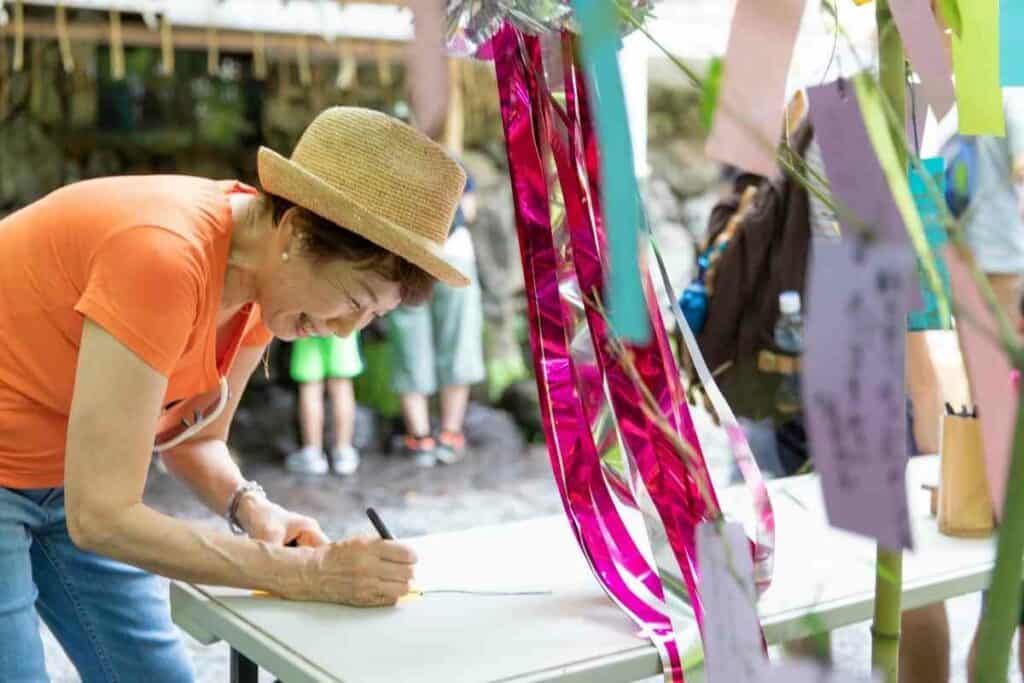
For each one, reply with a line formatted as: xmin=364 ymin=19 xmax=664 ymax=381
xmin=462 ymin=402 xmax=525 ymax=453
xmin=498 ymin=380 xmax=543 ymax=444
xmin=229 ymin=383 xmax=297 ymax=460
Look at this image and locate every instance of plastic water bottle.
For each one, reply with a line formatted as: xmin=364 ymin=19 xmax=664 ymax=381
xmin=774 ymin=291 xmax=803 ymax=416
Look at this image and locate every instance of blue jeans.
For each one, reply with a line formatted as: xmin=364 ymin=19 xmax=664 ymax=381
xmin=0 ymin=487 xmax=194 ymax=682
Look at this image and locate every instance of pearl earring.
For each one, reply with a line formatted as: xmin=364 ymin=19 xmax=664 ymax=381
xmin=281 ymin=252 xmax=290 ymax=262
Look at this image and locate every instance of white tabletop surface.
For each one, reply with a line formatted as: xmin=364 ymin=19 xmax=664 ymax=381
xmin=171 ymin=455 xmax=1000 ymax=683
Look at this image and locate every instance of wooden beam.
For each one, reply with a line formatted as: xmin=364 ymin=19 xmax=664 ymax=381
xmin=0 ymin=18 xmax=406 ymax=62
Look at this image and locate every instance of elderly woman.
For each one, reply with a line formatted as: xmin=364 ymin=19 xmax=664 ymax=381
xmin=0 ymin=107 xmax=468 ymax=682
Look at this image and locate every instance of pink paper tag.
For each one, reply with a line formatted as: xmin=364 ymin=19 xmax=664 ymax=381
xmin=705 ymin=0 xmax=807 ymax=177
xmin=944 ymin=245 xmax=1016 ymax=517
xmin=804 ymin=240 xmax=916 ymax=550
xmin=697 ymin=521 xmax=765 ymax=683
xmin=890 ymin=0 xmax=955 ymax=118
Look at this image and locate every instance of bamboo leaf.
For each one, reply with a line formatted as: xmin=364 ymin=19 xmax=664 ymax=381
xmin=699 ymin=57 xmax=723 ymax=132
xmin=936 ymin=0 xmax=962 ymax=38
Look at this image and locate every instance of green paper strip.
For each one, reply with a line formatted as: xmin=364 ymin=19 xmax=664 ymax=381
xmin=854 ymin=74 xmax=951 ymax=324
xmin=952 ymin=0 xmax=1005 ymax=135
xmin=574 ymin=0 xmax=650 ymax=342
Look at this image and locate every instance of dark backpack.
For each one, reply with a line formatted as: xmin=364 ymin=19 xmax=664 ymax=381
xmin=683 ymin=122 xmax=814 ymax=423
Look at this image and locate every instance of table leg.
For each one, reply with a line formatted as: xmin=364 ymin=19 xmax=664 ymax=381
xmin=230 ymin=648 xmax=259 ymax=683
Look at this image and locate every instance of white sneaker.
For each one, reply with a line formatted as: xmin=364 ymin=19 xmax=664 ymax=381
xmin=331 ymin=446 xmax=360 ymax=476
xmin=286 ymin=446 xmax=329 ymax=475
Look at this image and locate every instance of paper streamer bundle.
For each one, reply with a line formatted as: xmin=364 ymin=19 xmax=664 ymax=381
xmin=492 ymin=24 xmax=775 ymax=681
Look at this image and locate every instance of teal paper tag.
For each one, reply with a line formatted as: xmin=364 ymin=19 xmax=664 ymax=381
xmin=907 ymin=157 xmax=952 ymax=331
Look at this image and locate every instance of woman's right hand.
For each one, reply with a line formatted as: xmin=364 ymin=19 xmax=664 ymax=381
xmin=282 ymin=536 xmax=418 ymax=607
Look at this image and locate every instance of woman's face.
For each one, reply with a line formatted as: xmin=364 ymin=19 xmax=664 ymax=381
xmin=256 ymin=212 xmax=402 ymax=341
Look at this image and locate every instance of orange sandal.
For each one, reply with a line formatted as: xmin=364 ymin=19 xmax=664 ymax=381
xmin=403 ymin=435 xmax=437 ymax=468
xmin=435 ymin=431 xmax=466 ymax=465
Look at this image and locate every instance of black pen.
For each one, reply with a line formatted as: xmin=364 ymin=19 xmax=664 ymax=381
xmin=366 ymin=507 xmax=394 ymax=540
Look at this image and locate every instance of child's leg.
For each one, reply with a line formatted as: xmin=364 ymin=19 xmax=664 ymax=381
xmin=297 ymin=381 xmax=325 ymax=450
xmin=327 ymin=378 xmax=356 ymax=451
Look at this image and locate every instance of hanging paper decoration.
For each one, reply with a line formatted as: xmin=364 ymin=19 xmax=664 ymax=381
xmin=1001 ymin=0 xmax=1024 ymax=86
xmin=492 ymin=22 xmax=776 ymax=681
xmin=572 ymin=0 xmax=647 ymax=342
xmin=952 ymin=0 xmax=1004 ymax=135
xmin=889 ymin=0 xmax=955 ymax=118
xmin=705 ymin=0 xmax=806 ymax=177
xmin=907 ymin=158 xmax=953 ymax=331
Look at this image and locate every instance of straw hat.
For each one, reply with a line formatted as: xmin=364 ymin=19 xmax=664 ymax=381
xmin=258 ymin=107 xmax=470 ymax=287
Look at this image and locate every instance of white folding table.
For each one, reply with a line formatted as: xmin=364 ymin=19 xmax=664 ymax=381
xmin=171 ymin=456 xmax=1000 ymax=682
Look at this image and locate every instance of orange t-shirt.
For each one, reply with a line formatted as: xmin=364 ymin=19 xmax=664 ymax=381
xmin=0 ymin=175 xmax=274 ymax=488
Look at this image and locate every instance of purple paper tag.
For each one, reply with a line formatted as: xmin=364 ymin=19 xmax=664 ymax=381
xmin=697 ymin=521 xmax=765 ymax=683
xmin=808 ymin=82 xmax=910 ymax=247
xmin=803 ymin=240 xmax=915 ymax=551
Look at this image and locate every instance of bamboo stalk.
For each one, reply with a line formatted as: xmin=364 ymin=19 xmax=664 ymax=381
xmin=871 ymin=2 xmax=906 ymax=682
xmin=974 ymin=395 xmax=1024 ymax=682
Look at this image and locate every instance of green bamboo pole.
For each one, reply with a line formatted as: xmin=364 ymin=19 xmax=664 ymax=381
xmin=974 ymin=392 xmax=1024 ymax=681
xmin=871 ymin=2 xmax=906 ymax=682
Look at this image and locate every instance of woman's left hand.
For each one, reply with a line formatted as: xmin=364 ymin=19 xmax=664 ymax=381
xmin=237 ymin=496 xmax=329 ymax=547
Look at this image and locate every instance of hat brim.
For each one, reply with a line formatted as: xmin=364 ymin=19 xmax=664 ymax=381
xmin=257 ymin=147 xmax=471 ymax=288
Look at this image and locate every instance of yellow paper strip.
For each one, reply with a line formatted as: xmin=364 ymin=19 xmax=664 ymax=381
xmin=952 ymin=0 xmax=1004 ymax=135
xmin=854 ymin=74 xmax=950 ymax=323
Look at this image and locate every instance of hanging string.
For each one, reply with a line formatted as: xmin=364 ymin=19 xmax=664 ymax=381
xmin=54 ymin=4 xmax=74 ymax=73
xmin=12 ymin=0 xmax=23 ymax=72
xmin=908 ymin=72 xmax=922 ymax=158
xmin=819 ymin=0 xmax=840 ymax=85
xmin=296 ymin=35 xmax=312 ymax=86
xmin=109 ymin=10 xmax=125 ymax=81
xmin=160 ymin=14 xmax=174 ymax=76
xmin=252 ymin=32 xmax=267 ymax=81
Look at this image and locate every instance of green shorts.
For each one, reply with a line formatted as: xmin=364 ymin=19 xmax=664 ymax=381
xmin=290 ymin=335 xmax=363 ymax=383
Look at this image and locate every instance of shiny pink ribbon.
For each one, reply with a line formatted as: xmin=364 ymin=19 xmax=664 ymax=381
xmin=492 ymin=24 xmax=775 ymax=680
xmin=493 ymin=26 xmax=684 ymax=679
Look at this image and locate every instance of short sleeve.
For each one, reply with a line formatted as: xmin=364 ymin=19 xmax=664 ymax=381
xmin=75 ymin=227 xmax=204 ymax=376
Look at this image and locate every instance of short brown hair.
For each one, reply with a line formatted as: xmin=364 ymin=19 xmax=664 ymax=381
xmin=268 ymin=195 xmax=434 ymax=306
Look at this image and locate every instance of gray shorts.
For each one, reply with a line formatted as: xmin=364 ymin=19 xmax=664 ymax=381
xmin=387 ymin=246 xmax=485 ymax=395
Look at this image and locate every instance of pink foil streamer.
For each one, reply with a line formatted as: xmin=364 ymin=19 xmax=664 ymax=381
xmin=557 ymin=35 xmax=775 ymax=597
xmin=553 ymin=38 xmax=718 ymax=618
xmin=492 ymin=26 xmax=684 ymax=680
xmin=494 ymin=23 xmax=776 ymax=679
